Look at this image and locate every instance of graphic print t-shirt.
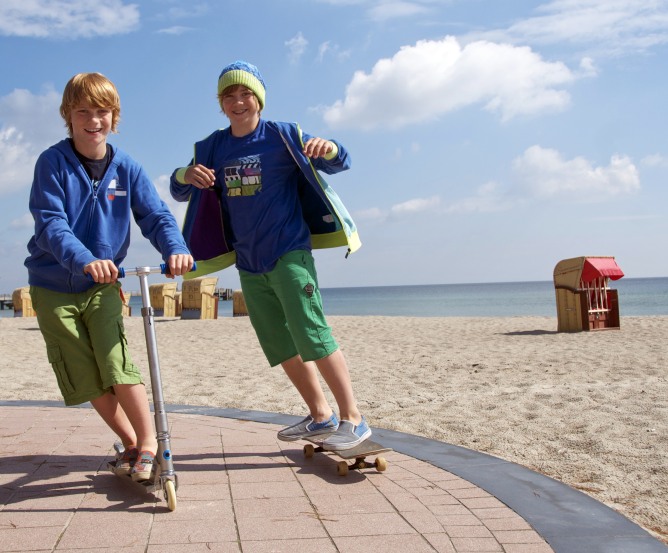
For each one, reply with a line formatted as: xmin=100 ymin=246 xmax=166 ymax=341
xmin=212 ymin=120 xmax=311 ymax=274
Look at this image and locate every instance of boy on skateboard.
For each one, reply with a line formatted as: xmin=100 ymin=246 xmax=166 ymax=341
xmin=170 ymin=60 xmax=371 ymax=450
xmin=25 ymin=72 xmax=193 ymax=480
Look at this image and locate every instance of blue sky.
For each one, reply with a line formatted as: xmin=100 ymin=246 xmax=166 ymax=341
xmin=1 ymin=0 xmax=667 ymax=292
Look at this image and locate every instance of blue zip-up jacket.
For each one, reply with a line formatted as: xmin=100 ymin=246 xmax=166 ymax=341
xmin=169 ymin=120 xmax=361 ymax=279
xmin=25 ymin=139 xmax=190 ymax=293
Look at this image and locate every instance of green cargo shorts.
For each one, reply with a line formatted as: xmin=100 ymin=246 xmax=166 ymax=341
xmin=239 ymin=250 xmax=339 ymax=367
xmin=30 ymin=283 xmax=143 ymax=406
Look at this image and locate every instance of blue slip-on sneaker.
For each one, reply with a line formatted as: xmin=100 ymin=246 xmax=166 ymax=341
xmin=277 ymin=413 xmax=339 ymax=442
xmin=321 ymin=416 xmax=372 ymax=451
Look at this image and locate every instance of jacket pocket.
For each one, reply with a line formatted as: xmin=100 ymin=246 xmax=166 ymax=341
xmin=46 ymin=344 xmax=75 ymax=395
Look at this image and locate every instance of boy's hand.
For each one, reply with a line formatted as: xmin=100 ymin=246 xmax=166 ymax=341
xmin=84 ymin=259 xmax=118 ymax=283
xmin=303 ymin=137 xmax=334 ymax=159
xmin=165 ymin=254 xmax=195 ymax=279
xmin=184 ymin=164 xmax=215 ymax=189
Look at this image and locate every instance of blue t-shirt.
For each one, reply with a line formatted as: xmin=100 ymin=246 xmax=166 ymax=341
xmin=212 ymin=120 xmax=312 ymax=273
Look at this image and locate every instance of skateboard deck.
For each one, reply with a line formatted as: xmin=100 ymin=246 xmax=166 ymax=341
xmin=303 ymin=437 xmax=392 ymax=475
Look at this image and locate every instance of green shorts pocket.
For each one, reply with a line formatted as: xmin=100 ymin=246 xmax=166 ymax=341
xmin=116 ymin=321 xmax=140 ymax=376
xmin=46 ymin=344 xmax=75 ymax=396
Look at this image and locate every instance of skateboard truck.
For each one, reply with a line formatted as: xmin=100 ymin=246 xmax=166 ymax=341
xmin=303 ymin=438 xmax=391 ymax=476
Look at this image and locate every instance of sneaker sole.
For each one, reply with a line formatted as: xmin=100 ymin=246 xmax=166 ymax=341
xmin=131 ymin=471 xmax=153 ymax=481
xmin=322 ymin=429 xmax=372 ymax=452
xmin=277 ymin=429 xmax=337 ymax=442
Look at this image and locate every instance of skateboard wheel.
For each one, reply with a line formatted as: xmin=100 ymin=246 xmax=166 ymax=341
xmin=337 ymin=461 xmax=349 ymax=476
xmin=164 ymin=479 xmax=177 ymax=511
xmin=304 ymin=444 xmax=315 ymax=458
xmin=375 ymin=457 xmax=388 ymax=472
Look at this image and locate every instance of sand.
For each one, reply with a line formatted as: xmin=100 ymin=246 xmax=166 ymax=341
xmin=1 ymin=314 xmax=666 ymax=543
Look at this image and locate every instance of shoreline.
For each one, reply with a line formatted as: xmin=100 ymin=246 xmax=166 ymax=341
xmin=1 ymin=315 xmax=666 ymax=543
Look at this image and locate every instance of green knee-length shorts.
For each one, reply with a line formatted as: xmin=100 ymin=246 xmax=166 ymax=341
xmin=239 ymin=250 xmax=339 ymax=367
xmin=30 ymin=283 xmax=143 ymax=406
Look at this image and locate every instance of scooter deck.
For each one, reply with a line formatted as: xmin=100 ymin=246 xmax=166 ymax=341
xmin=107 ymin=458 xmax=160 ymax=492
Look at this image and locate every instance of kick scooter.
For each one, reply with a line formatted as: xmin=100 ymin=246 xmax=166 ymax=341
xmin=107 ymin=262 xmax=194 ymax=511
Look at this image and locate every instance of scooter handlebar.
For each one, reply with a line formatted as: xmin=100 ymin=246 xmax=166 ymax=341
xmin=118 ymin=261 xmax=197 ymax=279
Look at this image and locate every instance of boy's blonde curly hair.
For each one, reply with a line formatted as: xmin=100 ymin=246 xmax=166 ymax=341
xmin=60 ymin=73 xmax=121 ymax=137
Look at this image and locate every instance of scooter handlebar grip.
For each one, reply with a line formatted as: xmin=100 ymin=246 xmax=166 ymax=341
xmin=160 ymin=261 xmax=197 ymax=275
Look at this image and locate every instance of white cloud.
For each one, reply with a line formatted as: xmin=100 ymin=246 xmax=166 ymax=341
xmin=469 ymin=0 xmax=668 ymax=56
xmin=0 ymin=128 xmax=37 ymax=196
xmin=512 ymin=145 xmax=640 ymax=202
xmin=359 ymin=184 xmax=511 ymax=222
xmin=316 ymin=41 xmax=352 ymax=63
xmin=641 ymin=153 xmax=668 ymax=167
xmin=0 ymin=0 xmax=140 ymax=39
xmin=354 ymin=195 xmax=440 ymax=223
xmin=578 ymin=56 xmax=598 ymax=77
xmin=313 ymin=0 xmax=441 ymax=22
xmin=390 ymin=195 xmax=440 ymax=216
xmin=153 ymin=175 xmax=187 ymax=225
xmin=443 ymin=181 xmax=512 ymax=214
xmin=285 ymin=32 xmax=308 ymax=64
xmin=156 ymin=26 xmax=194 ymax=35
xmin=163 ymin=3 xmax=209 ymax=20
xmin=353 ymin=207 xmax=386 ymax=221
xmin=368 ymin=1 xmax=430 ymax=22
xmin=9 ymin=212 xmax=33 ymax=230
xmin=0 ymin=88 xmax=63 ymax=195
xmin=322 ymin=36 xmax=576 ymax=130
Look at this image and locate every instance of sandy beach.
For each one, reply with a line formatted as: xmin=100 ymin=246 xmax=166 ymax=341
xmin=1 ymin=314 xmax=666 ymax=543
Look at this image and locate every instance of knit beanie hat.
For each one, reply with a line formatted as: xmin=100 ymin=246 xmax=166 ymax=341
xmin=218 ymin=61 xmax=266 ymax=109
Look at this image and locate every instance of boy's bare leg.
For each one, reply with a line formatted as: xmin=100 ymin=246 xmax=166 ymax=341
xmin=281 ymin=355 xmax=333 ymax=421
xmin=113 ymin=384 xmax=158 ymax=454
xmin=313 ymin=349 xmax=362 ymax=424
xmin=90 ymin=392 xmax=137 ymax=449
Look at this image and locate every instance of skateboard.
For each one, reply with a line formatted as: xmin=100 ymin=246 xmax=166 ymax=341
xmin=303 ymin=437 xmax=392 ymax=476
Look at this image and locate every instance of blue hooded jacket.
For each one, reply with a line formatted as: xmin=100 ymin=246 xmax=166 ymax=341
xmin=25 ymin=139 xmax=190 ymax=293
xmin=170 ymin=121 xmax=361 ymax=279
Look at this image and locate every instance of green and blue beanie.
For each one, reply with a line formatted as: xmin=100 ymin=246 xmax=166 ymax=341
xmin=218 ymin=61 xmax=266 ymax=109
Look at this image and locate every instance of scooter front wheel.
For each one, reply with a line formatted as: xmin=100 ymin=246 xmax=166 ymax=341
xmin=164 ymin=479 xmax=177 ymax=511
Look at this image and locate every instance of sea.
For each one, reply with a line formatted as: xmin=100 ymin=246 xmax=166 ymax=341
xmin=3 ymin=277 xmax=667 ymax=319
xmin=129 ymin=277 xmax=668 ymax=318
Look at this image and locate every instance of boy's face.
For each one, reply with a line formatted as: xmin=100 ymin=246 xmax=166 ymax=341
xmin=70 ymin=102 xmax=112 ymax=158
xmin=221 ymin=85 xmax=260 ymax=126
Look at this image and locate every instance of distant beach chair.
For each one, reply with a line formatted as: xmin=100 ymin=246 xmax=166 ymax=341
xmin=233 ymin=289 xmax=248 ymax=317
xmin=12 ymin=287 xmax=36 ymax=318
xmin=149 ymin=282 xmax=180 ymax=317
xmin=553 ymin=256 xmax=624 ymax=332
xmin=120 ymin=289 xmax=132 ymax=317
xmin=181 ymin=277 xmax=218 ymax=320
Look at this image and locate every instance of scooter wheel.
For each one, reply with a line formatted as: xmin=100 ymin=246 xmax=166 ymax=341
xmin=164 ymin=479 xmax=177 ymax=511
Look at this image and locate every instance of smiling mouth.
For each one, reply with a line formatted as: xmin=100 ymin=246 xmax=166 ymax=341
xmin=85 ymin=128 xmax=102 ymax=133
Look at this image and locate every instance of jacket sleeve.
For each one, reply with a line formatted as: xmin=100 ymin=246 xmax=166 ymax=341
xmin=170 ymin=162 xmax=194 ymax=202
xmin=29 ymin=152 xmax=97 ymax=276
xmin=301 ymin=132 xmax=351 ymax=175
xmin=130 ymin=164 xmax=190 ymax=260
